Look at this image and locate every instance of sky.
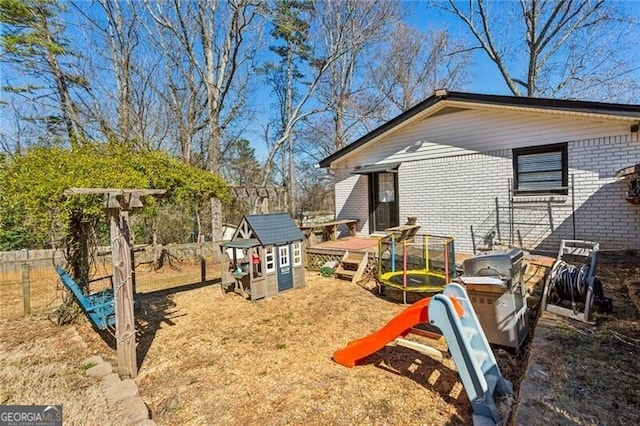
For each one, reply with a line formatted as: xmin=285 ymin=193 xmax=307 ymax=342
xmin=404 ymin=0 xmax=640 ymax=97
xmin=2 ymin=0 xmax=640 ymax=161
xmin=404 ymin=1 xmax=509 ymax=95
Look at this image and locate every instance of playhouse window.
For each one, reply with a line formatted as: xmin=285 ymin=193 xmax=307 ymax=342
xmin=293 ymin=242 xmax=302 ymax=266
xmin=513 ymin=143 xmax=567 ymax=195
xmin=279 ymin=246 xmax=290 ymax=267
xmin=265 ymin=247 xmax=275 ymax=273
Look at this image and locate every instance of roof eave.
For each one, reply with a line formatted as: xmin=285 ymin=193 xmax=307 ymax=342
xmin=318 ymin=93 xmax=445 ymax=168
xmin=318 ymin=91 xmax=640 ymax=169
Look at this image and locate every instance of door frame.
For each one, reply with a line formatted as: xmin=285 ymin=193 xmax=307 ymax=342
xmin=368 ymin=171 xmax=399 ymax=233
xmin=276 ymin=244 xmax=293 ymax=291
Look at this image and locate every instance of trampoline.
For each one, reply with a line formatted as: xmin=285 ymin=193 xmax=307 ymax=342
xmin=379 ymin=270 xmax=447 ymax=293
xmin=377 ymin=234 xmax=455 ymax=303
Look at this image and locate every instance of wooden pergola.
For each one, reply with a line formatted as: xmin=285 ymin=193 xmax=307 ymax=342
xmin=64 ymin=188 xmax=165 ymax=378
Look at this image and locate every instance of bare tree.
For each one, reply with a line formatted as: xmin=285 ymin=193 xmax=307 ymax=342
xmin=73 ymin=1 xmax=177 ymax=150
xmin=97 ymin=0 xmax=138 ymax=143
xmin=254 ymin=53 xmax=338 ymax=214
xmin=316 ymin=0 xmax=401 ymax=151
xmin=253 ymin=0 xmax=377 ymax=214
xmin=0 ymin=101 xmax=33 ymax=157
xmin=145 ymin=0 xmax=257 ymax=173
xmin=259 ymin=0 xmax=314 ymax=214
xmin=436 ymin=0 xmax=640 ymax=100
xmin=143 ymin=0 xmax=259 ymax=241
xmin=139 ymin=5 xmax=208 ymax=163
xmin=368 ymin=23 xmax=470 ymax=116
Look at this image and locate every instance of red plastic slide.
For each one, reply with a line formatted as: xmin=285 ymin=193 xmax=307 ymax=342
xmin=332 ymin=297 xmax=432 ymax=368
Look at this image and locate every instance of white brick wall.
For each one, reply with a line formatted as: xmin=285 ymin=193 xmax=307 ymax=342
xmin=335 ymin=133 xmax=640 ymax=254
xmin=333 ymin=168 xmax=371 ymax=234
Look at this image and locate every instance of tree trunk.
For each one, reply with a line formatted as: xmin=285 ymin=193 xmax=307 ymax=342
xmin=43 ymin=16 xmax=80 ymax=146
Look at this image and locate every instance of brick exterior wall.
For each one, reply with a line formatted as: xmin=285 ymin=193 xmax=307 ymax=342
xmin=395 ymin=134 xmax=639 ymax=254
xmin=333 ymin=168 xmax=371 ymax=234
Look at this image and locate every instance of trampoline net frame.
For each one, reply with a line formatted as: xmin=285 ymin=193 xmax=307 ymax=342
xmin=377 ymin=234 xmax=455 ymax=292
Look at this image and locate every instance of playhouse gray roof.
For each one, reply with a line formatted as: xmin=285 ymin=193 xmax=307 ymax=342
xmin=244 ymin=213 xmax=304 ymax=246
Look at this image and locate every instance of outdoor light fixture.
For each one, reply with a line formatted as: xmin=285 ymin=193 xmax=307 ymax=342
xmin=434 ymin=88 xmax=448 ymax=97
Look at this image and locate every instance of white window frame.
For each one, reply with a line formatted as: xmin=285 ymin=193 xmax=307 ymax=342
xmin=293 ymin=242 xmax=302 ymax=266
xmin=265 ymin=247 xmax=275 ymax=273
xmin=279 ymin=246 xmax=290 ymax=267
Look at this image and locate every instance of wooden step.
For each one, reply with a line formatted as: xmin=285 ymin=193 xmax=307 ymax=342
xmin=336 ymin=269 xmax=356 ymax=278
xmin=337 ymin=250 xmax=370 ymax=284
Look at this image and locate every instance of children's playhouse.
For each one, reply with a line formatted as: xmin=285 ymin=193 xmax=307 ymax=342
xmin=220 ymin=213 xmax=305 ymax=300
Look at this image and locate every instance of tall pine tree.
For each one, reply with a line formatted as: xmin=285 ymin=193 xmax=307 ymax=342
xmin=263 ymin=0 xmax=313 ymax=214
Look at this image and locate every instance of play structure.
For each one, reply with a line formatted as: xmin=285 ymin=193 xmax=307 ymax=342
xmin=333 ymin=283 xmax=513 ymax=425
xmin=377 ymin=234 xmax=455 ymax=303
xmin=220 ymin=213 xmax=305 ymax=300
xmin=541 ymin=239 xmax=612 ymax=324
xmin=56 ymin=188 xmax=164 ymax=379
xmin=55 ymin=266 xmax=116 ymax=330
xmin=458 ymin=249 xmax=529 ymax=351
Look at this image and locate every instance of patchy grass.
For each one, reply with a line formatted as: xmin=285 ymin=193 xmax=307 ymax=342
xmin=80 ymin=361 xmax=97 ymax=371
xmin=1 ymin=254 xmax=637 ymax=425
xmin=517 ymin=253 xmax=640 ymax=425
xmin=0 ymin=317 xmax=120 ymax=425
xmin=132 ymin=273 xmax=473 ymax=425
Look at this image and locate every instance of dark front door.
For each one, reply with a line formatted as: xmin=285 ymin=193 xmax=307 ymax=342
xmin=369 ymin=172 xmax=399 ymax=232
xmin=276 ymin=245 xmax=293 ymax=291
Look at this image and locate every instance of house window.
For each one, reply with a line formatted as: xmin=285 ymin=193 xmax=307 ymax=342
xmin=513 ymin=143 xmax=568 ymax=195
xmin=292 ymin=242 xmax=302 ymax=266
xmin=378 ymin=173 xmax=395 ymax=202
xmin=265 ymin=247 xmax=275 ymax=273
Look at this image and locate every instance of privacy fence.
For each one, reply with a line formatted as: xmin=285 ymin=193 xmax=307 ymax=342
xmin=0 ymin=242 xmax=224 ymax=320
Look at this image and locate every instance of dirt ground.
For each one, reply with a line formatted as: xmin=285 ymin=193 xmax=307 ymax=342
xmin=1 ymin=254 xmax=638 ymax=426
xmin=516 ymin=253 xmax=640 ymax=425
xmin=0 ymin=316 xmax=121 ymax=425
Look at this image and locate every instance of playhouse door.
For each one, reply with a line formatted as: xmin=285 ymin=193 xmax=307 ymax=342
xmin=370 ymin=172 xmax=399 ymax=232
xmin=276 ymin=245 xmax=293 ymax=291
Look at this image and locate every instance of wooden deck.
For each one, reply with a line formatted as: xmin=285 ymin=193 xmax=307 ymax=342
xmin=304 ymin=236 xmax=380 ymax=273
xmin=304 ymin=235 xmax=553 ymax=299
xmin=311 ymin=236 xmax=380 ymax=253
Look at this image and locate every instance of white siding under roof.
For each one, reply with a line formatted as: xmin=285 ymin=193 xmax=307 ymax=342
xmin=332 ymin=107 xmax=640 ymax=252
xmin=336 ymin=108 xmax=630 ymax=170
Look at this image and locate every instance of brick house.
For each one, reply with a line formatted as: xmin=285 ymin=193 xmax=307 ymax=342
xmin=319 ymin=90 xmax=640 ymax=254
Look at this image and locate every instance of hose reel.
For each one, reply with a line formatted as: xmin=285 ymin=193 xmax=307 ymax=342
xmin=542 ymin=240 xmax=612 ymax=324
xmin=547 ymin=260 xmax=612 ymax=314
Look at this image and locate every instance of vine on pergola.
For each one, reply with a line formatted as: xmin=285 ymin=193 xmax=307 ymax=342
xmin=0 ymin=143 xmax=231 ymax=290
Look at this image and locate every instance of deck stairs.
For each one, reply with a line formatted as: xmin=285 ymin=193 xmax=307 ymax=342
xmin=335 ymin=250 xmax=369 ymax=284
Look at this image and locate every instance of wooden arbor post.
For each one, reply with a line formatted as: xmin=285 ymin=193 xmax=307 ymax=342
xmin=64 ymin=188 xmax=165 ymax=379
